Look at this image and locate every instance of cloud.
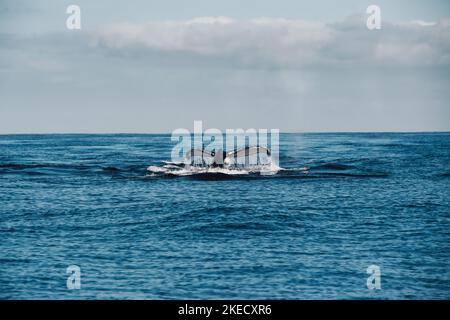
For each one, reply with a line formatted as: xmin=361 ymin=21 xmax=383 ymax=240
xmin=1 ymin=15 xmax=450 ymax=133
xmin=92 ymin=16 xmax=450 ymax=67
xmin=92 ymin=17 xmax=331 ymax=66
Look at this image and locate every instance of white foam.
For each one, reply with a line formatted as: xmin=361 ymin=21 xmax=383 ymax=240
xmin=146 ymin=161 xmax=283 ymax=176
xmin=146 ymin=165 xmax=170 ymax=173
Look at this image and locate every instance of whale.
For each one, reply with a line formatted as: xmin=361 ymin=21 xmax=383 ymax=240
xmin=185 ymin=146 xmax=271 ymax=168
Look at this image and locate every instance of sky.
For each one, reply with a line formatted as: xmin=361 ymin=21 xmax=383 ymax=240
xmin=0 ymin=0 xmax=449 ymax=133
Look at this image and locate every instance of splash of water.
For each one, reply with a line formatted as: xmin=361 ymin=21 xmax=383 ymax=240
xmin=147 ymin=158 xmax=283 ymax=176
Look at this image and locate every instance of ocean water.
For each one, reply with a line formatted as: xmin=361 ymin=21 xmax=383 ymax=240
xmin=0 ymin=133 xmax=449 ymax=299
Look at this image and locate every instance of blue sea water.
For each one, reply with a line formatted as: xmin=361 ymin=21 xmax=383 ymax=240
xmin=0 ymin=133 xmax=449 ymax=299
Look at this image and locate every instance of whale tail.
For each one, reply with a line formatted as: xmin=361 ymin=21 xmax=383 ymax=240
xmin=185 ymin=146 xmax=271 ymax=168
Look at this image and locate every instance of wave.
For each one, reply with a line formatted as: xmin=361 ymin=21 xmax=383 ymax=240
xmin=146 ymin=160 xmax=286 ymax=177
xmin=0 ymin=163 xmax=93 ymax=171
xmin=0 ymin=163 xmax=145 ymax=178
xmin=0 ymin=164 xmax=49 ymax=170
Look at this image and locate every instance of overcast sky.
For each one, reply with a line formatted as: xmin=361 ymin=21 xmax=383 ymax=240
xmin=1 ymin=0 xmax=449 ymax=133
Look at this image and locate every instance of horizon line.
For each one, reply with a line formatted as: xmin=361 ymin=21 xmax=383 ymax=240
xmin=1 ymin=130 xmax=449 ymax=135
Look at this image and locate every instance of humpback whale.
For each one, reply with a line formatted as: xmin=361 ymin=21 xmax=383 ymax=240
xmin=185 ymin=146 xmax=271 ymax=168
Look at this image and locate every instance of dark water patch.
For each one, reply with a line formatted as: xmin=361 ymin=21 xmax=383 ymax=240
xmin=0 ymin=163 xmax=48 ymax=170
xmin=372 ymin=143 xmax=414 ymax=148
xmin=437 ymin=172 xmax=450 ymax=178
xmin=186 ymin=206 xmax=242 ymax=215
xmin=0 ymin=163 xmax=151 ymax=178
xmin=312 ymin=163 xmax=355 ymax=170
xmin=176 ymin=221 xmax=276 ymax=234
xmin=0 ymin=163 xmax=93 ymax=171
xmin=187 ymin=173 xmax=252 ymax=180
xmin=0 ymin=258 xmax=31 ymax=264
xmin=316 ymin=172 xmax=389 ymax=178
xmin=102 ymin=166 xmax=121 ymax=173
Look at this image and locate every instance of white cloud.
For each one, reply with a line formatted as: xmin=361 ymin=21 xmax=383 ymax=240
xmin=92 ymin=16 xmax=450 ymax=67
xmin=409 ymin=20 xmax=437 ymax=27
xmin=92 ymin=17 xmax=333 ymax=65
